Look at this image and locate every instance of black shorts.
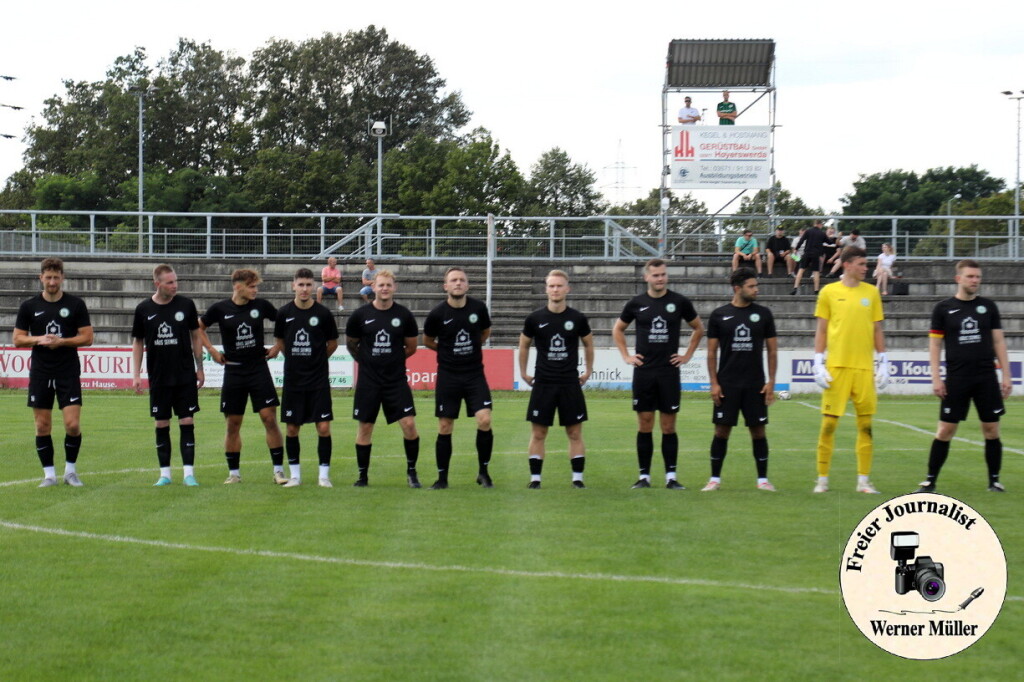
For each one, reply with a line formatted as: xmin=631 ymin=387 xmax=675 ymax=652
xmin=435 ymin=370 xmax=493 ymax=419
xmin=353 ymin=376 xmax=416 ymax=424
xmin=712 ymin=384 xmax=768 ymax=427
xmin=220 ymin=364 xmax=279 ymax=414
xmin=281 ymin=386 xmax=333 ymax=425
xmin=526 ymin=382 xmax=588 ymax=427
xmin=150 ymin=383 xmax=200 ymax=420
xmin=632 ymin=369 xmax=681 ymax=414
xmin=27 ymin=375 xmax=82 ymax=410
xmin=940 ymin=373 xmax=1005 ymax=423
xmin=798 ymin=254 xmax=820 ymax=272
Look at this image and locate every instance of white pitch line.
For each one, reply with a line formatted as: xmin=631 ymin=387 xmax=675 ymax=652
xmin=0 ymin=518 xmax=834 ymax=596
xmin=795 ymin=402 xmax=1023 ymax=456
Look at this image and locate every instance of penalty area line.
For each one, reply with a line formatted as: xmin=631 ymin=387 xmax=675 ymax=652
xmin=0 ymin=518 xmax=835 ymax=597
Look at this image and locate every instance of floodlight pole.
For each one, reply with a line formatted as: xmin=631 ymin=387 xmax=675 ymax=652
xmin=1004 ymin=91 xmax=1023 ymax=259
xmin=130 ymin=85 xmax=155 ymax=251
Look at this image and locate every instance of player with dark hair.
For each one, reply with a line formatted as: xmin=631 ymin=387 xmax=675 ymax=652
xmin=423 ymin=266 xmax=495 ymax=489
xmin=131 ymin=264 xmax=205 ymax=486
xmin=703 ymin=268 xmax=778 ymax=491
xmin=197 ymin=268 xmax=284 ymax=484
xmin=812 ymin=246 xmax=888 ymax=494
xmin=918 ymin=260 xmax=1012 ymax=493
xmin=345 ymin=270 xmax=421 ymax=487
xmin=271 ymin=268 xmax=340 ymax=487
xmin=791 ymin=220 xmax=827 ymax=295
xmin=613 ymin=258 xmax=703 ymax=489
xmin=519 ymin=269 xmax=595 ymax=489
xmin=13 ymin=258 xmax=94 ymax=487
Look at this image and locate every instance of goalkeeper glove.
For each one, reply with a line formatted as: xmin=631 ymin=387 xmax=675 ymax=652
xmin=813 ymin=353 xmax=832 ymax=389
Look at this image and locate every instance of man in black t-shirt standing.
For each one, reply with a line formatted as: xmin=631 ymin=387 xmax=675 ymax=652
xmin=791 ymin=219 xmax=827 ymax=295
xmin=271 ymin=268 xmax=340 ymax=488
xmin=13 ymin=258 xmax=94 ymax=487
xmin=918 ymin=259 xmax=1012 ymax=493
xmin=423 ymin=267 xmax=495 ymax=489
xmin=131 ymin=264 xmax=205 ymax=487
xmin=519 ymin=269 xmax=595 ymax=489
xmin=197 ymin=269 xmax=284 ymax=485
xmin=613 ymin=258 xmax=704 ymax=489
xmin=703 ymin=268 xmax=778 ymax=492
xmin=345 ymin=270 xmax=421 ymax=488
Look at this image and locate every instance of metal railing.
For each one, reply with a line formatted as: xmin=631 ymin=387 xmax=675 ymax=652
xmin=0 ymin=209 xmax=1020 ymax=261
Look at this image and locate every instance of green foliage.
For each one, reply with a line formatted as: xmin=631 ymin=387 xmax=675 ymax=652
xmin=731 ymin=182 xmax=822 ymax=234
xmin=523 ymin=148 xmax=605 ymax=217
xmin=914 ymin=189 xmax=1019 ymax=257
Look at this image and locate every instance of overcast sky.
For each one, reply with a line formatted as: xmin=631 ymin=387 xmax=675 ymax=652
xmin=1 ymin=0 xmax=1022 ymax=213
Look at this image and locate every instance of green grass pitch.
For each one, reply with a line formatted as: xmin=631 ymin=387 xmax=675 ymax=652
xmin=1 ymin=389 xmax=1020 ymax=680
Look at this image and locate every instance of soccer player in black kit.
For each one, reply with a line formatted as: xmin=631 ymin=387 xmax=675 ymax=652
xmin=612 ymin=258 xmax=703 ymax=489
xmin=518 ymin=269 xmax=595 ymax=489
xmin=345 ymin=269 xmax=421 ymax=488
xmin=13 ymin=258 xmax=94 ymax=487
xmin=423 ymin=266 xmax=495 ymax=489
xmin=271 ymin=268 xmax=339 ymax=488
xmin=703 ymin=268 xmax=778 ymax=491
xmin=131 ymin=264 xmax=205 ymax=486
xmin=918 ymin=259 xmax=1012 ymax=493
xmin=197 ymin=268 xmax=285 ymax=485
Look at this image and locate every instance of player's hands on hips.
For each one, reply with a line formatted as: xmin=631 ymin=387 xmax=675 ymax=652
xmin=670 ymin=353 xmax=691 ymax=367
xmin=875 ymin=352 xmax=890 ymax=390
xmin=624 ymin=354 xmax=644 ymax=367
xmin=813 ymin=353 xmax=832 ymax=389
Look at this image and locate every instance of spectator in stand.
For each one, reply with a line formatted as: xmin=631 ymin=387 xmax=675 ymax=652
xmin=318 ymin=256 xmax=344 ymax=310
xmin=765 ymin=227 xmax=793 ymax=277
xmin=827 ymin=229 xmax=866 ymax=277
xmin=874 ymin=243 xmax=897 ymax=295
xmin=678 ymin=97 xmax=701 ymax=124
xmin=731 ymin=230 xmax=762 ymax=274
xmin=822 ymin=227 xmax=839 ymax=273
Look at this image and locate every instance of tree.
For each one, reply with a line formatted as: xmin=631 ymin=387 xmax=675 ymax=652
xmin=607 ymin=189 xmax=707 ymax=237
xmin=731 ymin=182 xmax=821 ymax=234
xmin=915 ymin=189 xmax=1019 ymax=257
xmin=523 ymin=148 xmax=604 ymax=217
xmin=245 ymin=26 xmax=470 ymax=163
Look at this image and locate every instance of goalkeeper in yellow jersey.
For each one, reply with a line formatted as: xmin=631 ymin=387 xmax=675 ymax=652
xmin=811 ymin=246 xmax=889 ymax=494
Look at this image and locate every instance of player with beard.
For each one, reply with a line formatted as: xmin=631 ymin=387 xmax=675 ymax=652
xmin=197 ymin=269 xmax=284 ymax=484
xmin=13 ymin=258 xmax=94 ymax=487
xmin=519 ymin=270 xmax=595 ymax=489
xmin=422 ymin=267 xmax=495 ymax=489
xmin=131 ymin=264 xmax=205 ymax=486
xmin=703 ymin=268 xmax=778 ymax=491
xmin=613 ymin=258 xmax=703 ymax=489
xmin=271 ymin=268 xmax=340 ymax=488
xmin=345 ymin=270 xmax=421 ymax=488
xmin=918 ymin=259 xmax=1012 ymax=493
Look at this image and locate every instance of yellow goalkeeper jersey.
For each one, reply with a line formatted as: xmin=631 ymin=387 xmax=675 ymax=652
xmin=814 ymin=281 xmax=884 ymax=371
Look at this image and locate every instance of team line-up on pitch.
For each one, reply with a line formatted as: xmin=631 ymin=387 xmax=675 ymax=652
xmin=12 ymin=249 xmax=1010 ymax=495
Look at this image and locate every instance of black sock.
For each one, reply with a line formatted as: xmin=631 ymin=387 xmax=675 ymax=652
xmin=637 ymin=431 xmax=654 ymax=476
xmin=36 ymin=435 xmax=54 ymax=468
xmin=529 ymin=456 xmax=544 ymax=476
xmin=286 ymin=436 xmax=300 ymax=466
xmin=270 ymin=446 xmax=284 ymax=467
xmin=404 ymin=437 xmax=420 ymax=472
xmin=570 ymin=455 xmax=586 ymax=473
xmin=710 ymin=436 xmax=728 ymax=477
xmin=752 ymin=437 xmax=769 ymax=478
xmin=435 ymin=434 xmax=452 ymax=479
xmin=155 ymin=426 xmax=172 ymax=468
xmin=926 ymin=439 xmax=951 ymax=483
xmin=64 ymin=434 xmax=82 ymax=464
xmin=985 ymin=438 xmax=1002 ymax=484
xmin=179 ymin=424 xmax=196 ymax=467
xmin=356 ymin=444 xmax=372 ymax=478
xmin=226 ymin=451 xmax=240 ymax=471
xmin=318 ymin=436 xmax=332 ymax=467
xmin=662 ymin=433 xmax=678 ymax=475
xmin=476 ymin=429 xmax=493 ymax=470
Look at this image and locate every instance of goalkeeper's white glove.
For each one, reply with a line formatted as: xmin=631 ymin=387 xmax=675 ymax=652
xmin=813 ymin=353 xmax=832 ymax=389
xmin=875 ymin=352 xmax=890 ymax=390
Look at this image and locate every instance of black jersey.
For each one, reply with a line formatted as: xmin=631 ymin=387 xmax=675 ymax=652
xmin=618 ymin=290 xmax=698 ymax=371
xmin=345 ymin=302 xmax=419 ymax=384
xmin=795 ymin=226 xmax=826 ymax=257
xmin=766 ymin=235 xmax=791 ymax=254
xmin=15 ymin=293 xmax=91 ymax=379
xmin=131 ymin=295 xmax=200 ymax=387
xmin=200 ymin=298 xmax=277 ymax=367
xmin=522 ymin=306 xmax=592 ymax=384
xmin=707 ymin=302 xmax=777 ymax=387
xmin=423 ymin=296 xmax=491 ymax=372
xmin=274 ymin=301 xmax=339 ymax=390
xmin=930 ymin=296 xmax=1002 ymax=376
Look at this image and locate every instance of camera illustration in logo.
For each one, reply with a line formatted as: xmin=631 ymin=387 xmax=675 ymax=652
xmin=891 ymin=531 xmax=945 ymax=602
